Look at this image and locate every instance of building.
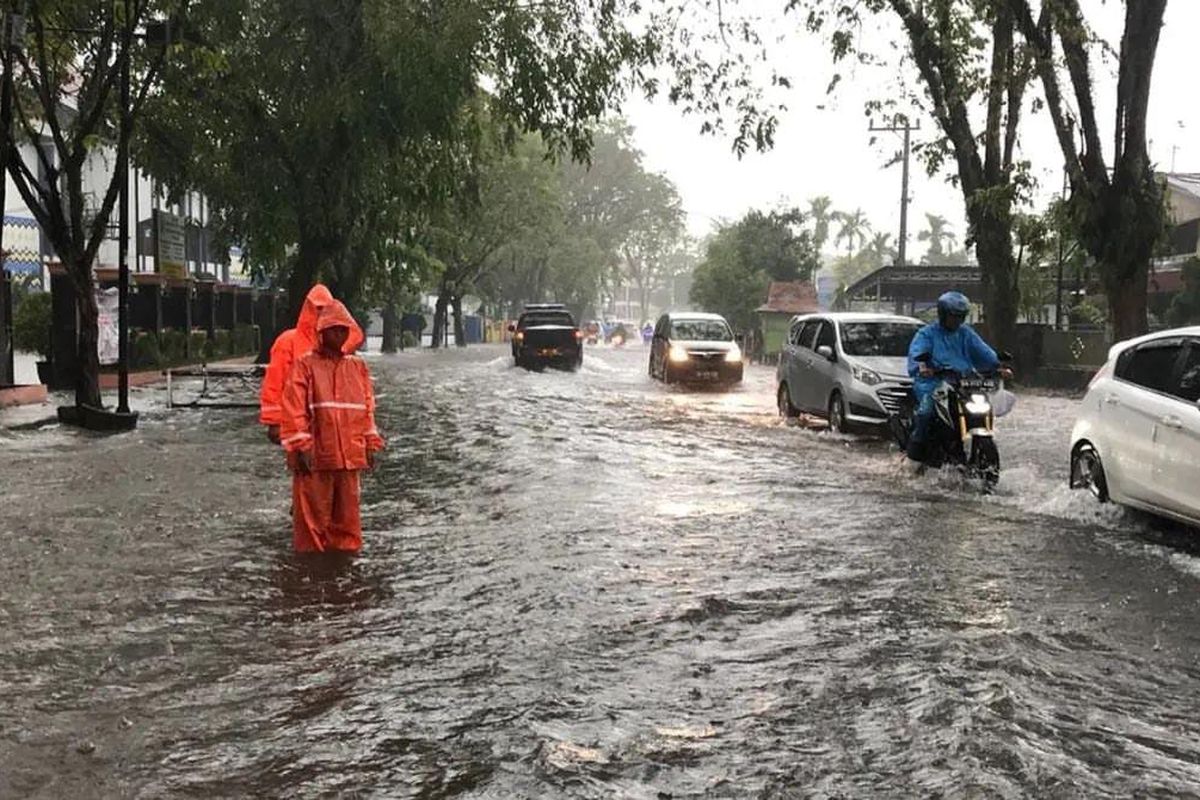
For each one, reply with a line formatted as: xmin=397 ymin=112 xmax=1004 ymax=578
xmin=756 ymin=281 xmax=819 ymax=362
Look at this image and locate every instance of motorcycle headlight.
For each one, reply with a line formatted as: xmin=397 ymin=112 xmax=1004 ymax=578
xmin=964 ymin=394 xmax=991 ymax=415
xmin=725 ymin=346 xmax=742 ymax=363
xmin=669 ymin=344 xmax=690 ymax=363
xmin=851 ymin=364 xmax=882 ymax=386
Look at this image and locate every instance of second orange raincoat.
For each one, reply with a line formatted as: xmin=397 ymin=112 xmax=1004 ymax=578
xmin=259 ymin=284 xmax=334 ymax=429
xmin=280 ymin=301 xmax=384 ymax=553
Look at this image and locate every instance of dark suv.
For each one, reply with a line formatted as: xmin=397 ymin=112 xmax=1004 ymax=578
xmin=510 ymin=304 xmax=583 ymax=371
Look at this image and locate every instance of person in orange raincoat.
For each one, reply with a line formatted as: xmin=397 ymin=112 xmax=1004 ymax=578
xmin=259 ymin=284 xmax=334 ymax=443
xmin=280 ymin=301 xmax=385 ymax=553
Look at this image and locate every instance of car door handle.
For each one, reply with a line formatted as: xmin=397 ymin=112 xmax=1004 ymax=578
xmin=1162 ymin=415 xmax=1184 ymax=429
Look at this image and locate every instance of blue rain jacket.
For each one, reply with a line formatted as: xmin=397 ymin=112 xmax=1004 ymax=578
xmin=907 ymin=323 xmax=1000 ymax=400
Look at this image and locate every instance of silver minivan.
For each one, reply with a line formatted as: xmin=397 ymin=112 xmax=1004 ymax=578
xmin=776 ymin=312 xmax=923 ymax=433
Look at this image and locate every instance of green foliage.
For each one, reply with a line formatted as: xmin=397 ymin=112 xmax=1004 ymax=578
xmin=159 ymin=330 xmax=187 ymax=365
xmin=1167 ymin=260 xmax=1200 ymax=328
xmin=401 ymin=331 xmax=419 ymax=349
xmin=232 ymin=324 xmax=260 ymax=355
xmin=189 ymin=331 xmax=209 ymax=361
xmin=12 ymin=291 xmax=52 ymax=359
xmin=690 ymin=207 xmax=821 ymax=331
xmin=130 ymin=331 xmax=161 ymax=370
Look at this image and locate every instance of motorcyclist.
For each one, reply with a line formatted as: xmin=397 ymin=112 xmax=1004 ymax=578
xmin=904 ymin=291 xmax=1008 ymax=468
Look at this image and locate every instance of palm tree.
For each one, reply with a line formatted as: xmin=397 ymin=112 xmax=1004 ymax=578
xmin=808 ymin=195 xmax=835 ymax=255
xmin=866 ymin=232 xmax=895 ymax=268
xmin=918 ymin=214 xmax=958 ymax=265
xmin=834 ymin=208 xmax=871 ymax=263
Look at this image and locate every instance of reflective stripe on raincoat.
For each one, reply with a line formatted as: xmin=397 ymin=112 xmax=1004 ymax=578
xmin=259 ymin=284 xmax=334 ymax=426
xmin=280 ymin=300 xmax=384 ymax=470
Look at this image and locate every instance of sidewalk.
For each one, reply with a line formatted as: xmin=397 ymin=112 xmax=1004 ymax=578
xmin=0 ymin=399 xmax=57 ymax=430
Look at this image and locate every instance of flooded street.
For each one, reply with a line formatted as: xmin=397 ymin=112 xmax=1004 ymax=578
xmin=4 ymin=343 xmax=1200 ymax=798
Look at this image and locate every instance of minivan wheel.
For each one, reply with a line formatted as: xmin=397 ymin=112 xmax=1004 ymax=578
xmin=778 ymin=384 xmax=799 ymax=418
xmin=1071 ymin=444 xmax=1109 ymax=502
xmin=828 ymin=391 xmax=849 ymax=434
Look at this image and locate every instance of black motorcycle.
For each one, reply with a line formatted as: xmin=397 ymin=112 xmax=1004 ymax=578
xmin=889 ymin=352 xmax=1012 ymax=491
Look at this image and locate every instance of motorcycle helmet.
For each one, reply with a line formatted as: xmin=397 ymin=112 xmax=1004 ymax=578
xmin=937 ymin=291 xmax=970 ymax=331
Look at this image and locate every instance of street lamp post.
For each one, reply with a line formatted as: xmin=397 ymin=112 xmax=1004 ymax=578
xmin=116 ymin=0 xmax=132 ymax=414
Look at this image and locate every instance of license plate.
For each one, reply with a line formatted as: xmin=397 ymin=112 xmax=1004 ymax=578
xmin=697 ymin=370 xmax=718 ymax=379
xmin=538 ymin=348 xmax=560 ymax=357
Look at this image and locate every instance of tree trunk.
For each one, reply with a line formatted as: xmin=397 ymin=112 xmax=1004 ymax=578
xmin=72 ymin=267 xmax=103 ymax=408
xmin=1108 ymin=267 xmax=1149 ymax=341
xmin=1087 ymin=165 xmax=1158 ymax=342
xmin=431 ymin=285 xmax=449 ymax=349
xmin=971 ymin=205 xmax=1019 ymax=358
xmin=452 ymin=294 xmax=466 ymax=347
xmin=381 ymin=302 xmax=399 ymax=353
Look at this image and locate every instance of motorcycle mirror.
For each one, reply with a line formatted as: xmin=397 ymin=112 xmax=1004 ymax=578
xmin=997 ymin=350 xmax=1014 ymax=362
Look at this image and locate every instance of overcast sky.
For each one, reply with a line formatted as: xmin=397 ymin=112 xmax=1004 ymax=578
xmin=623 ymin=2 xmax=1199 ymax=259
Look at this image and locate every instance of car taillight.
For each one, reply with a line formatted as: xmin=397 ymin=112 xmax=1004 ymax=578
xmin=574 ymin=330 xmax=583 ymax=340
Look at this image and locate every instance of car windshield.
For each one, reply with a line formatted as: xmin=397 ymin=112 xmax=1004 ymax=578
xmin=839 ymin=322 xmax=921 ymax=357
xmin=521 ymin=312 xmax=574 ymax=327
xmin=670 ymin=319 xmax=732 ymax=341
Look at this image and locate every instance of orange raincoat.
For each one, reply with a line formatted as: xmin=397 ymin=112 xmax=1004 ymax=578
xmin=259 ymin=284 xmax=334 ymax=427
xmin=280 ymin=301 xmax=384 ymax=553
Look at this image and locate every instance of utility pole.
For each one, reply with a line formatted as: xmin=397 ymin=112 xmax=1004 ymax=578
xmin=870 ymin=117 xmax=919 ymax=267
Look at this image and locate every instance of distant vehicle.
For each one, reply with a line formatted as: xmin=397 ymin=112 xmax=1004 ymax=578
xmin=776 ymin=312 xmax=922 ymax=434
xmin=648 ymin=312 xmax=744 ymax=387
xmin=582 ymin=321 xmax=602 ymax=346
xmin=510 ymin=304 xmax=583 ymax=371
xmin=1069 ymin=326 xmax=1200 ymax=528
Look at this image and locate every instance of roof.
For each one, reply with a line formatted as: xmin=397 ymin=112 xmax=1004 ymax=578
xmin=666 ymin=311 xmax=728 ymax=321
xmin=756 ymin=281 xmax=819 ymax=315
xmin=787 ymin=312 xmax=924 ymax=325
xmin=1164 ymin=173 xmax=1200 ymax=203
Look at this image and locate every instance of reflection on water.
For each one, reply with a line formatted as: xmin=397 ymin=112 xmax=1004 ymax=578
xmin=3 ymin=345 xmax=1200 ymax=797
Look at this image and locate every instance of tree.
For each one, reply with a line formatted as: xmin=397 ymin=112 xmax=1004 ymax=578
xmin=1166 ymin=259 xmax=1200 ymax=328
xmin=834 ymin=209 xmax=871 ymax=264
xmin=918 ymin=214 xmax=957 ymax=264
xmin=865 ymin=232 xmax=897 ymax=269
xmin=1011 ymin=0 xmax=1169 ymax=340
xmin=3 ymin=1 xmax=168 ymax=408
xmin=620 ymin=171 xmax=685 ymax=322
xmin=142 ymin=0 xmax=661 ymax=325
xmin=689 ymin=207 xmax=820 ymax=330
xmin=808 ymin=195 xmax=836 ymax=255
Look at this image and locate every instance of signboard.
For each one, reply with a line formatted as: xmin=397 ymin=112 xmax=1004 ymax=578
xmin=2 ymin=215 xmax=41 ymax=274
xmin=154 ymin=209 xmax=187 ymax=278
xmin=96 ymin=287 xmax=119 ymax=365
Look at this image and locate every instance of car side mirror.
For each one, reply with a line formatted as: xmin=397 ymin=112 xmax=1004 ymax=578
xmin=817 ymin=345 xmax=835 ymax=361
xmin=507 ymin=323 xmax=516 ymax=333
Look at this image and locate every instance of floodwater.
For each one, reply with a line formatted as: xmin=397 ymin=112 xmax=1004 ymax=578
xmin=3 ymin=344 xmax=1200 ymax=798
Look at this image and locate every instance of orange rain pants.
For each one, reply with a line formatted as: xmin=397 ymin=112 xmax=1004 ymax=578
xmin=291 ymin=470 xmax=362 ymax=552
xmin=280 ymin=300 xmax=382 ymax=553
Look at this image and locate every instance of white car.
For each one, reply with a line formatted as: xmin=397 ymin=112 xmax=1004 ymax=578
xmin=1070 ymin=326 xmax=1200 ymax=527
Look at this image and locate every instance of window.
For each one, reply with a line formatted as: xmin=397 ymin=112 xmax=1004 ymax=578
xmin=1169 ymin=341 xmax=1200 ymax=403
xmin=520 ymin=311 xmax=575 ymax=328
xmin=670 ymin=319 xmax=733 ymax=341
xmin=788 ymin=320 xmax=804 ymax=345
xmin=655 ymin=316 xmax=668 ymax=338
xmin=1119 ymin=339 xmax=1184 ymax=394
xmin=840 ymin=322 xmax=922 ymax=357
xmin=798 ymin=320 xmax=821 ymax=350
xmin=815 ymin=321 xmax=837 ymax=351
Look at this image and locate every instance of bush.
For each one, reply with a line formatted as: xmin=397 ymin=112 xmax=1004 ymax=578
xmin=401 ymin=330 xmax=418 ymax=349
xmin=159 ymin=329 xmax=187 ymax=365
xmin=232 ymin=323 xmax=259 ymax=355
xmin=13 ymin=291 xmax=52 ymax=359
xmin=189 ymin=330 xmax=209 ymax=361
xmin=130 ymin=331 xmax=161 ymax=369
xmin=212 ymin=329 xmax=233 ymax=359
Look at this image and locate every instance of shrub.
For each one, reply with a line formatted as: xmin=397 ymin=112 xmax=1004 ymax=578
xmin=189 ymin=330 xmax=209 ymax=361
xmin=212 ymin=329 xmax=233 ymax=359
xmin=159 ymin=329 xmax=187 ymax=365
xmin=12 ymin=291 xmax=52 ymax=359
xmin=401 ymin=330 xmax=418 ymax=349
xmin=130 ymin=331 xmax=161 ymax=369
xmin=232 ymin=323 xmax=259 ymax=355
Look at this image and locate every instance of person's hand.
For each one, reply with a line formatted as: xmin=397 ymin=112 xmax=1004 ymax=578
xmin=998 ymin=366 xmax=1014 ymax=380
xmin=367 ymin=450 xmax=377 ymax=471
xmin=267 ymin=425 xmax=281 ymax=445
xmin=294 ymin=451 xmax=313 ymax=475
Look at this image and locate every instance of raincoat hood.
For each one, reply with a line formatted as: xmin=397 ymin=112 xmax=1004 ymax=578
xmin=295 ymin=284 xmax=335 ymax=346
xmin=316 ymin=300 xmax=365 ymax=354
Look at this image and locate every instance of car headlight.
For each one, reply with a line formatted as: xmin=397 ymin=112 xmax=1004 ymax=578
xmin=851 ymin=364 xmax=882 ymax=386
xmin=725 ymin=346 xmax=742 ymax=363
xmin=669 ymin=344 xmax=690 ymax=363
